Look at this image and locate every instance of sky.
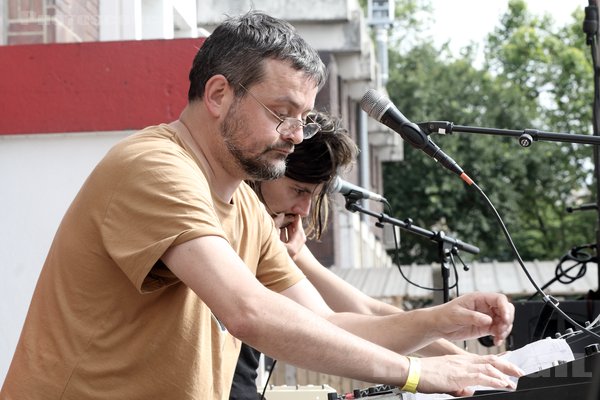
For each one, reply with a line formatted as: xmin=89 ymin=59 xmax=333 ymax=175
xmin=426 ymin=0 xmax=586 ymax=56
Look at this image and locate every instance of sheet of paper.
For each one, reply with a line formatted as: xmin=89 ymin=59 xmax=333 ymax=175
xmin=502 ymin=337 xmax=574 ymax=377
xmin=408 ymin=338 xmax=575 ymax=400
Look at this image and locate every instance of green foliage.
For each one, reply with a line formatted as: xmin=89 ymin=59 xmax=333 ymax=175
xmin=383 ymin=0 xmax=596 ymax=265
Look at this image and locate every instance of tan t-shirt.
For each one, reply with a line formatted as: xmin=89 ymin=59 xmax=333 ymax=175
xmin=1 ymin=124 xmax=304 ymax=400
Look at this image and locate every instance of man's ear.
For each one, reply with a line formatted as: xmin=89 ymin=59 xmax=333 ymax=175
xmin=203 ymin=74 xmax=232 ymax=118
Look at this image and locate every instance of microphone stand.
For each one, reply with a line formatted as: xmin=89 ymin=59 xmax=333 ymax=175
xmin=343 ymin=194 xmax=479 ymax=303
xmin=417 ymin=121 xmax=600 ymax=147
xmin=418 ymin=122 xmax=600 ymax=295
xmin=584 ymin=0 xmax=600 ymax=299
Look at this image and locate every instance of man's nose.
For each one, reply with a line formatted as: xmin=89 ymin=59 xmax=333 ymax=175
xmin=280 ymin=126 xmax=304 ymax=145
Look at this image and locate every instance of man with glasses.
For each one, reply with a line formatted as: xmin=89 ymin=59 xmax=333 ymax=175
xmin=2 ymin=11 xmax=521 ymax=400
xmin=239 ymin=83 xmax=323 ymax=141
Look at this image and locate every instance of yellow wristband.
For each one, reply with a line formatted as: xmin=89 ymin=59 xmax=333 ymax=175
xmin=401 ymin=356 xmax=421 ymax=393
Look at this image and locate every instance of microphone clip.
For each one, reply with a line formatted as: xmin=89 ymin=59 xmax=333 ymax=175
xmin=343 ymin=193 xmax=362 ymax=213
xmin=417 ymin=121 xmax=454 ymax=135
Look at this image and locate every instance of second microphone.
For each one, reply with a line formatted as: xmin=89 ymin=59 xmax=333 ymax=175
xmin=330 ymin=176 xmax=387 ymax=202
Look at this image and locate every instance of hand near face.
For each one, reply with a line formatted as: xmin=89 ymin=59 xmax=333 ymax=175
xmin=278 ymin=214 xmax=306 ymax=260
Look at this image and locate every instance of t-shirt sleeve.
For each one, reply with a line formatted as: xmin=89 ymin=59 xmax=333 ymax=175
xmin=258 ymin=240 xmax=305 ymax=293
xmin=99 ymin=138 xmax=225 ymax=293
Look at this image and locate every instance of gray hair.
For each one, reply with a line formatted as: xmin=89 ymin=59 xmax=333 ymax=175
xmin=188 ymin=11 xmax=327 ymax=101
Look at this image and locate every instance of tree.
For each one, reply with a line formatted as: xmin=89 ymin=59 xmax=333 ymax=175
xmin=383 ymin=0 xmax=595 ymax=266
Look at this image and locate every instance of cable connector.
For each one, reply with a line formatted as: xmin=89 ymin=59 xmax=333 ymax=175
xmin=543 ymin=295 xmax=560 ymax=307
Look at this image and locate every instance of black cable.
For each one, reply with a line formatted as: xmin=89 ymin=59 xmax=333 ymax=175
xmin=259 ymin=359 xmax=277 ymax=400
xmin=471 ymin=181 xmax=600 ymax=341
xmin=386 ymin=202 xmax=459 ymax=293
xmin=386 ymin=203 xmax=471 ymax=348
xmin=556 ymin=259 xmax=589 ymax=284
xmin=525 ymin=245 xmax=596 ymax=301
xmin=526 ymin=262 xmax=589 ymax=301
xmin=554 ymin=246 xmax=593 ymax=285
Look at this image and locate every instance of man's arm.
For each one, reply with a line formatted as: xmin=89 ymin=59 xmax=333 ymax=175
xmin=281 ymin=278 xmax=513 ymax=355
xmin=163 ymin=235 xmax=410 ymax=384
xmin=162 ymin=235 xmax=520 ymax=395
xmin=294 ymin=245 xmax=470 ymax=356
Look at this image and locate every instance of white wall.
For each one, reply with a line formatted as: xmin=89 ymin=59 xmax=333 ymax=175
xmin=0 ymin=130 xmax=130 ymax=383
xmin=99 ymin=0 xmax=198 ymax=41
xmin=336 ymin=211 xmax=393 ymax=269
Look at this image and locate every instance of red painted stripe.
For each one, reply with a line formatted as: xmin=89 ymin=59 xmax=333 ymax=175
xmin=0 ymin=38 xmax=204 ymax=135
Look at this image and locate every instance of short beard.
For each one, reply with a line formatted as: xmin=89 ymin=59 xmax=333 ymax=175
xmin=226 ymin=143 xmax=286 ymax=180
xmin=220 ymin=99 xmax=290 ymax=180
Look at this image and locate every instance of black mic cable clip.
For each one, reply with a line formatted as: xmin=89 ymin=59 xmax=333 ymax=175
xmin=343 ymin=194 xmax=361 ymax=213
xmin=417 ymin=121 xmax=454 ymax=136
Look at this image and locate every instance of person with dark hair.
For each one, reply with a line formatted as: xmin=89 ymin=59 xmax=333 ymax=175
xmin=2 ymin=11 xmax=521 ymax=400
xmin=232 ymin=111 xmax=358 ymax=399
xmin=249 ymin=110 xmax=354 ymax=245
xmin=231 ymin=111 xmax=474 ymax=399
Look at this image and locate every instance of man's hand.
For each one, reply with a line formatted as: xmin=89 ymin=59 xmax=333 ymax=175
xmin=418 ymin=353 xmax=523 ymax=396
xmin=432 ymin=292 xmax=514 ymax=346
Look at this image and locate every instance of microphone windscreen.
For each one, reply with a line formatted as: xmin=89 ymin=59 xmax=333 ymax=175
xmin=360 ymin=89 xmax=390 ymax=120
xmin=329 ymin=176 xmax=343 ymax=194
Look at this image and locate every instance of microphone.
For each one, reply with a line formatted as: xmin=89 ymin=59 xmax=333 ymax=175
xmin=331 ymin=176 xmax=386 ymax=202
xmin=360 ymin=89 xmax=473 ymax=185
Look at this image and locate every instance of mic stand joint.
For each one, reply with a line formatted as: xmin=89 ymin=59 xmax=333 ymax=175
xmin=342 ymin=196 xmax=480 ymax=303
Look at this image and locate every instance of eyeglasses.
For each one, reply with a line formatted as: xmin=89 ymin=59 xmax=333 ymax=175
xmin=239 ymin=83 xmax=321 ymax=139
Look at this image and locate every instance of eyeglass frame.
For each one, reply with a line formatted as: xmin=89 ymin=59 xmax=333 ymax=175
xmin=238 ymin=83 xmax=322 ymax=140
